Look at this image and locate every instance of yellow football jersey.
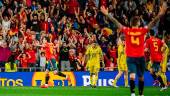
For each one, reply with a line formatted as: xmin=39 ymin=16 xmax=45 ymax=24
xmin=85 ymin=44 xmax=103 ymax=67
xmin=117 ymin=43 xmax=127 ymax=71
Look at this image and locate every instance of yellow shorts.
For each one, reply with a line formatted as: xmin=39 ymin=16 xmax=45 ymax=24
xmin=118 ymin=64 xmax=128 ymax=71
xmin=89 ymin=65 xmax=100 ymax=73
xmin=87 ymin=61 xmax=100 ymax=73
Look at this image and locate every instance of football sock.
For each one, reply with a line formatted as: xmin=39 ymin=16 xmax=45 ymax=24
xmin=158 ymin=76 xmax=165 ymax=87
xmin=138 ymin=80 xmax=144 ymax=95
xmin=58 ymin=72 xmax=66 ymax=78
xmin=114 ymin=78 xmax=118 ymax=85
xmin=90 ymin=74 xmax=93 ymax=86
xmin=92 ymin=75 xmax=96 ymax=86
xmin=160 ymin=72 xmax=167 ymax=86
xmin=130 ymin=79 xmax=135 ymax=93
xmin=151 ymin=72 xmax=157 ymax=80
xmin=124 ymin=74 xmax=128 ymax=86
xmin=94 ymin=73 xmax=98 ymax=86
xmin=114 ymin=72 xmax=122 ymax=85
xmin=45 ymin=74 xmax=50 ymax=84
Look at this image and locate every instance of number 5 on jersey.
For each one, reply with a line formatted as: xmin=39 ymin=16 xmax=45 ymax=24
xmin=153 ymin=42 xmax=158 ymax=52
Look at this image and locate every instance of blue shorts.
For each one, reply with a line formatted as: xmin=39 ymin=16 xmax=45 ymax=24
xmin=127 ymin=56 xmax=145 ymax=77
xmin=45 ymin=58 xmax=58 ymax=71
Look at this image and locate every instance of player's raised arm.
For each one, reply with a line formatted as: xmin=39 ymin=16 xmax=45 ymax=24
xmin=147 ymin=2 xmax=167 ymax=30
xmin=100 ymin=6 xmax=123 ymax=30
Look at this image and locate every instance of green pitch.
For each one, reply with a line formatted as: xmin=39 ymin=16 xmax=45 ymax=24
xmin=0 ymin=86 xmax=169 ymax=96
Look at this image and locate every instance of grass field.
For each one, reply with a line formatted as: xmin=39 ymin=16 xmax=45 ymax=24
xmin=0 ymin=86 xmax=169 ymax=96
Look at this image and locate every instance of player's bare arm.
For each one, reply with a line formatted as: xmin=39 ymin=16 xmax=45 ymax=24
xmin=100 ymin=6 xmax=123 ymax=30
xmin=147 ymin=2 xmax=167 ymax=30
xmin=161 ymin=42 xmax=168 ymax=53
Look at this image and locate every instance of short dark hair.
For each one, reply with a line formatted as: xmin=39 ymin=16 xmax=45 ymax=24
xmin=44 ymin=37 xmax=50 ymax=42
xmin=150 ymin=30 xmax=155 ymax=36
xmin=120 ymin=34 xmax=125 ymax=41
xmin=41 ymin=52 xmax=45 ymax=55
xmin=130 ymin=16 xmax=140 ymax=26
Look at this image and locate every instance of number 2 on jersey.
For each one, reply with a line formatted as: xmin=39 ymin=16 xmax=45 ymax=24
xmin=131 ymin=36 xmax=139 ymax=45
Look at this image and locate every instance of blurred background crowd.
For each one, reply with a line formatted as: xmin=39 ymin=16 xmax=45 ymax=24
xmin=0 ymin=0 xmax=170 ymax=72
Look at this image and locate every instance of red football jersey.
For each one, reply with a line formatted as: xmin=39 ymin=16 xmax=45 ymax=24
xmin=121 ymin=26 xmax=148 ymax=57
xmin=43 ymin=43 xmax=53 ymax=60
xmin=145 ymin=36 xmax=163 ymax=62
xmin=25 ymin=49 xmax=36 ymax=64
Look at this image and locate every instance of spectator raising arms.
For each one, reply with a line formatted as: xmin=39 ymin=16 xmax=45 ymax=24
xmin=17 ymin=52 xmax=31 ymax=72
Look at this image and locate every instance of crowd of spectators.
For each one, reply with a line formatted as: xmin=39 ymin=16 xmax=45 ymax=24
xmin=0 ymin=0 xmax=170 ymax=72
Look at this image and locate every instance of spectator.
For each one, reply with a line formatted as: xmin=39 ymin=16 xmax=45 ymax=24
xmin=39 ymin=52 xmax=46 ymax=71
xmin=76 ymin=52 xmax=85 ymax=71
xmin=5 ymin=55 xmax=17 ymax=72
xmin=30 ymin=11 xmax=40 ymax=39
xmin=17 ymin=52 xmax=31 ymax=72
xmin=0 ymin=41 xmax=11 ymax=72
xmin=25 ymin=44 xmax=37 ymax=71
xmin=123 ymin=0 xmax=136 ymax=12
xmin=59 ymin=41 xmax=71 ymax=71
xmin=31 ymin=0 xmax=38 ymax=11
xmin=0 ymin=14 xmax=11 ymax=39
xmin=66 ymin=0 xmax=79 ymax=16
xmin=108 ymin=44 xmax=117 ymax=67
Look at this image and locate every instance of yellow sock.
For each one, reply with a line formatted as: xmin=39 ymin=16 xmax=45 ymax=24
xmin=114 ymin=79 xmax=118 ymax=85
xmin=94 ymin=73 xmax=98 ymax=86
xmin=160 ymin=72 xmax=167 ymax=86
xmin=125 ymin=78 xmax=128 ymax=86
xmin=90 ymin=74 xmax=93 ymax=85
xmin=124 ymin=73 xmax=128 ymax=86
xmin=164 ymin=75 xmax=167 ymax=86
xmin=92 ymin=75 xmax=95 ymax=86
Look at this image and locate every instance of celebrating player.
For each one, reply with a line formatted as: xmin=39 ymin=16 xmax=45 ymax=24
xmin=145 ymin=30 xmax=168 ymax=91
xmin=85 ymin=42 xmax=104 ymax=88
xmin=37 ymin=37 xmax=70 ymax=88
xmin=112 ymin=35 xmax=129 ymax=88
xmin=101 ymin=3 xmax=167 ymax=96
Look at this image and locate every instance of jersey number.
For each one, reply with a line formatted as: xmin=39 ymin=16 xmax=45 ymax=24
xmin=131 ymin=36 xmax=139 ymax=45
xmin=153 ymin=42 xmax=158 ymax=52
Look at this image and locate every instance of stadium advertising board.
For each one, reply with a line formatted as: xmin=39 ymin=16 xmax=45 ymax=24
xmin=32 ymin=72 xmax=76 ymax=86
xmin=0 ymin=72 xmax=33 ymax=86
xmin=0 ymin=72 xmax=170 ymax=86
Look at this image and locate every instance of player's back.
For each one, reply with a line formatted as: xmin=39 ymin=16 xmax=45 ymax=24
xmin=146 ymin=36 xmax=163 ymax=62
xmin=121 ymin=27 xmax=148 ymax=57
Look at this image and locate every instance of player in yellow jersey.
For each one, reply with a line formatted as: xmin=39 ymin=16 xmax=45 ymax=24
xmin=112 ymin=35 xmax=128 ymax=88
xmin=159 ymin=42 xmax=169 ymax=90
xmin=85 ymin=42 xmax=104 ymax=88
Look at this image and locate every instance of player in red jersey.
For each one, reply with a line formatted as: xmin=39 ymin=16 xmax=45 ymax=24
xmin=101 ymin=2 xmax=167 ymax=96
xmin=145 ymin=30 xmax=168 ymax=91
xmin=36 ymin=37 xmax=70 ymax=88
